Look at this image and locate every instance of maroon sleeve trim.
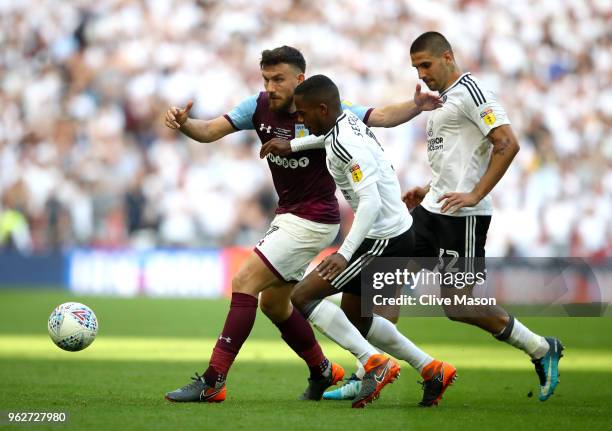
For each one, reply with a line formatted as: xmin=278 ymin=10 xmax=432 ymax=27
xmin=363 ymin=107 xmax=375 ymax=125
xmin=223 ymin=114 xmax=240 ymax=131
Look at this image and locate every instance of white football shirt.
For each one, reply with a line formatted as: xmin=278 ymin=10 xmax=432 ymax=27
xmin=421 ymin=72 xmax=511 ymax=217
xmin=324 ymin=110 xmax=412 ymax=239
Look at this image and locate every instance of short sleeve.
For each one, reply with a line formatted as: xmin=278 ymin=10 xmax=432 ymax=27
xmin=460 ymin=89 xmax=511 ymax=136
xmin=224 ymin=95 xmax=258 ymax=130
xmin=342 ymin=100 xmax=374 ymax=125
xmin=335 ymin=136 xmax=379 ymax=192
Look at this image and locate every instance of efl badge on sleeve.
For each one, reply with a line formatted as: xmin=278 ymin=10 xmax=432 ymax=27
xmin=295 ymin=124 xmax=309 ymax=138
xmin=350 ymin=164 xmax=363 ymax=182
xmin=480 ymin=108 xmax=496 ymax=126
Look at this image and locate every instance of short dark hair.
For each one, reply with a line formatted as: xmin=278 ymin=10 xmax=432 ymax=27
xmin=410 ymin=32 xmax=453 ymax=56
xmin=294 ymin=74 xmax=340 ymax=106
xmin=260 ymin=46 xmax=306 ymax=73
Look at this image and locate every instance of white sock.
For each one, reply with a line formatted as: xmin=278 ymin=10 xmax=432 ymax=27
xmin=366 ymin=314 xmax=433 ymax=373
xmin=354 ymin=358 xmax=366 ymax=379
xmin=308 ymin=300 xmax=378 ymax=365
xmin=505 ymin=318 xmax=549 ymax=359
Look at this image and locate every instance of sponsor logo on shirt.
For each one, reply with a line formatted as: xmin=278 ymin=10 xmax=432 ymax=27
xmin=267 ymin=154 xmax=310 ymax=169
xmin=427 ymin=136 xmax=444 ymax=152
xmin=480 ymin=107 xmax=496 ymax=126
xmin=350 ymin=163 xmax=363 ymax=182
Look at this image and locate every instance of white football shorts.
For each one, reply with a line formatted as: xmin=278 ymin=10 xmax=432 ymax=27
xmin=254 ymin=213 xmax=339 ymax=282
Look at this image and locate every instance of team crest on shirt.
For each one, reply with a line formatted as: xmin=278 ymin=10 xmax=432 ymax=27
xmin=350 ymin=164 xmax=363 ymax=182
xmin=295 ymin=124 xmax=309 ymax=138
xmin=480 ymin=108 xmax=496 ymax=126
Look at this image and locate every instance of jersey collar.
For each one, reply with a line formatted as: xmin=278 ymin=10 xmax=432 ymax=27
xmin=324 ymin=112 xmax=347 ymax=140
xmin=440 ymin=72 xmax=471 ymax=96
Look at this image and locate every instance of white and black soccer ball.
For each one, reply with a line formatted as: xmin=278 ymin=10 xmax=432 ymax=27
xmin=48 ymin=302 xmax=98 ymax=351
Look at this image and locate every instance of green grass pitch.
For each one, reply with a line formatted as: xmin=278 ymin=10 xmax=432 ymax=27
xmin=0 ymin=289 xmax=611 ymax=430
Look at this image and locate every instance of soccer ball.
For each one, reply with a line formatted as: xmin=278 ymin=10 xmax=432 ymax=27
xmin=48 ymin=302 xmax=98 ymax=351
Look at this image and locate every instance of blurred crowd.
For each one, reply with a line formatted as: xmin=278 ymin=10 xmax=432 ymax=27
xmin=0 ymin=0 xmax=610 ymax=257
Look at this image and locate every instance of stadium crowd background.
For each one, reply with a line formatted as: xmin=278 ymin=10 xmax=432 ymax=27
xmin=0 ymin=0 xmax=610 ymax=259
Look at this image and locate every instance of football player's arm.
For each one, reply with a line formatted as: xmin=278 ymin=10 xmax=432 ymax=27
xmin=259 ymin=134 xmax=325 ymax=158
xmin=317 ymin=146 xmax=381 ymax=281
xmin=337 ymin=182 xmax=382 ymax=261
xmin=166 ymin=95 xmax=258 ymax=143
xmin=290 ymin=134 xmax=325 ymax=151
xmin=366 ymin=84 xmax=443 ymax=128
xmin=472 ymin=125 xmax=520 ymax=199
xmin=179 ymin=116 xmax=237 ymax=143
xmin=318 ymin=182 xmax=382 ymax=281
xmin=438 ymin=125 xmax=519 ymax=213
xmin=165 ymin=101 xmax=237 ymax=143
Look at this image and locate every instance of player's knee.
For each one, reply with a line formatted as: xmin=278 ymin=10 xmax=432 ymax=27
xmin=231 ymin=270 xmax=256 ymax=295
xmin=259 ymin=297 xmax=289 ymax=321
xmin=258 ymin=298 xmax=275 ymax=317
xmin=290 ymin=287 xmax=308 ymax=312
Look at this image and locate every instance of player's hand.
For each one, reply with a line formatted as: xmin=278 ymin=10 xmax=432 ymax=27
xmin=402 ymin=186 xmax=428 ymax=210
xmin=165 ymin=101 xmax=193 ymax=129
xmin=317 ymin=253 xmax=348 ymax=281
xmin=437 ymin=191 xmax=481 ymax=214
xmin=414 ymin=84 xmax=443 ymax=112
xmin=260 ymin=138 xmax=292 ymax=159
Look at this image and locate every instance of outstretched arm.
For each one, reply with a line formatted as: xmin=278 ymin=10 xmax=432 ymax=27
xmin=259 ymin=135 xmax=326 ymax=158
xmin=366 ymin=84 xmax=442 ymax=128
xmin=437 ymin=125 xmax=520 ymax=213
xmin=165 ymin=101 xmax=236 ymax=143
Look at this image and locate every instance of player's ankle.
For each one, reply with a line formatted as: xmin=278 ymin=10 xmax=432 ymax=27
xmin=309 ymin=358 xmax=331 ymax=380
xmin=203 ymin=367 xmax=226 ymax=388
xmin=420 ymin=359 xmax=442 ymax=380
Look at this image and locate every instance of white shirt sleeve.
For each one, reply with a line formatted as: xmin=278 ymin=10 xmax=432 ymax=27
xmin=460 ymin=89 xmax=511 ymax=136
xmin=337 ymin=182 xmax=381 ymax=261
xmin=334 ymin=138 xmax=381 ymax=260
xmin=290 ymin=134 xmax=325 ymax=152
xmin=341 ymin=143 xmax=379 ymax=193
